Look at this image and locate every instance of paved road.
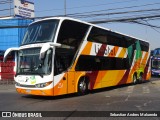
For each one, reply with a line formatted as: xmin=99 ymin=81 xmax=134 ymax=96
xmin=0 ymin=77 xmax=160 ymax=120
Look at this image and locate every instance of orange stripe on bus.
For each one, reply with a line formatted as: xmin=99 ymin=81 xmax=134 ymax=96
xmin=81 ymin=42 xmax=92 ymax=55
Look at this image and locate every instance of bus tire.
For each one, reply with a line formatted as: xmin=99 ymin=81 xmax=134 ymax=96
xmin=77 ymin=77 xmax=88 ymax=95
xmin=139 ymin=73 xmax=144 ymax=83
xmin=132 ymin=74 xmax=137 ymax=84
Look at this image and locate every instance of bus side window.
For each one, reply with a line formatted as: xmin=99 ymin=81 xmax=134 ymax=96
xmin=57 ymin=20 xmax=89 ymax=51
xmin=54 ymin=55 xmax=65 ymax=74
xmin=54 ymin=53 xmax=74 ymax=75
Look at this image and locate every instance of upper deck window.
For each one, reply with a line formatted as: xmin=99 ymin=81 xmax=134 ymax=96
xmin=22 ymin=20 xmax=59 ymax=45
xmin=87 ymin=27 xmax=136 ymax=48
xmin=57 ymin=20 xmax=89 ymax=50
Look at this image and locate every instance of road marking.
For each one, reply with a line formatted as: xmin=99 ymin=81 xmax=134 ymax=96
xmin=105 ymin=96 xmax=110 ymax=98
xmin=142 ymin=86 xmax=150 ymax=93
xmin=135 ymin=105 xmax=143 ymax=111
xmin=143 ymin=101 xmax=152 ymax=107
xmin=125 ymin=94 xmax=130 ymax=101
xmin=126 ymin=86 xmax=134 ymax=93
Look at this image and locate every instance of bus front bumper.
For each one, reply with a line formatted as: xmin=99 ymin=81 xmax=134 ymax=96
xmin=16 ymin=87 xmax=54 ymax=96
xmin=151 ymin=69 xmax=160 ymax=76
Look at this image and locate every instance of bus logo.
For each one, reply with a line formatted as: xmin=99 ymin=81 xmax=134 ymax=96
xmin=95 ymin=44 xmax=115 ymax=56
xmin=25 ymin=77 xmax=29 ymax=82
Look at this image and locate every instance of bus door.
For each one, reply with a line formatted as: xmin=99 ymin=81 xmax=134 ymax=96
xmin=67 ymin=71 xmax=75 ymax=94
xmin=54 ymin=51 xmax=75 ymax=95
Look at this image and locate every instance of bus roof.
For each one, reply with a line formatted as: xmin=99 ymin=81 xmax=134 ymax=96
xmin=31 ymin=17 xmax=149 ymax=43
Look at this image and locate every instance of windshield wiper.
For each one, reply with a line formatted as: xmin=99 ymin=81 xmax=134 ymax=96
xmin=34 ymin=73 xmax=43 ymax=78
xmin=15 ymin=72 xmax=43 ymax=78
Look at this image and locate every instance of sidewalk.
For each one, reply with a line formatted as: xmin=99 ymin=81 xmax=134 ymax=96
xmin=0 ymin=80 xmax=15 ymax=85
xmin=0 ymin=84 xmax=15 ymax=93
xmin=0 ymin=84 xmax=15 ymax=90
xmin=0 ymin=80 xmax=15 ymax=92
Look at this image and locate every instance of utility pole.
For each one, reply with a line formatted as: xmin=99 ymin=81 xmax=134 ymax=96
xmin=9 ymin=0 xmax=12 ymax=16
xmin=64 ymin=0 xmax=66 ymax=16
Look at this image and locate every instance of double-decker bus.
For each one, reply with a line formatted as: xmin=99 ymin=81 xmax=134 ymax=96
xmin=151 ymin=48 xmax=160 ymax=76
xmin=4 ymin=17 xmax=151 ymax=96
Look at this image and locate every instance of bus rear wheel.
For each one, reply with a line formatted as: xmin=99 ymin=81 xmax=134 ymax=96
xmin=77 ymin=77 xmax=88 ymax=95
xmin=138 ymin=73 xmax=144 ymax=83
xmin=132 ymin=74 xmax=137 ymax=84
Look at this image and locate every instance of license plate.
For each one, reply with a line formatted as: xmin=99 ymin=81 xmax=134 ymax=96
xmin=26 ymin=89 xmax=31 ymax=93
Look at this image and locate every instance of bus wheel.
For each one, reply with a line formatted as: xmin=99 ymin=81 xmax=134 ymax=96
xmin=132 ymin=74 xmax=137 ymax=84
xmin=77 ymin=77 xmax=88 ymax=95
xmin=139 ymin=73 xmax=144 ymax=83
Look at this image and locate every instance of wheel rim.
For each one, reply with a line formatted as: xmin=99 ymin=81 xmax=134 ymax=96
xmin=139 ymin=74 xmax=143 ymax=81
xmin=139 ymin=73 xmax=143 ymax=82
xmin=133 ymin=75 xmax=137 ymax=84
xmin=79 ymin=80 xmax=87 ymax=93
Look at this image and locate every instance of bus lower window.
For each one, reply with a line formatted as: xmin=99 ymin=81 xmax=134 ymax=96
xmin=54 ymin=48 xmax=75 ymax=75
xmin=75 ymin=55 xmax=130 ymax=71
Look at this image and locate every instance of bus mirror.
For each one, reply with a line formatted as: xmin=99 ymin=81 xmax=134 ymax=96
xmin=3 ymin=48 xmax=19 ymax=62
xmin=40 ymin=43 xmax=51 ymax=60
xmin=39 ymin=43 xmax=61 ymax=60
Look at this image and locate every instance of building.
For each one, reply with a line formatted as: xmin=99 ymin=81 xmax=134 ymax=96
xmin=0 ymin=17 xmax=32 ymax=81
xmin=0 ymin=17 xmax=32 ymax=50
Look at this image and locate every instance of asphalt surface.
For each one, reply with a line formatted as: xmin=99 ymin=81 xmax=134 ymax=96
xmin=0 ymin=77 xmax=160 ymax=120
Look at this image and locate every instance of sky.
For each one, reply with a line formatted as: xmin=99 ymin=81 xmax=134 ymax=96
xmin=1 ymin=0 xmax=160 ymax=50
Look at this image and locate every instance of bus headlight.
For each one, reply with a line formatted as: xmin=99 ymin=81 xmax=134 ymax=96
xmin=16 ymin=82 xmax=20 ymax=86
xmin=35 ymin=81 xmax=52 ymax=88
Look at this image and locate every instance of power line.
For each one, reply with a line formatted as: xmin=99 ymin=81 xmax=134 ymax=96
xmin=36 ymin=0 xmax=140 ymax=13
xmin=69 ymin=8 xmax=160 ymax=19
xmin=35 ymin=8 xmax=160 ymax=22
xmin=0 ymin=8 xmax=13 ymax=12
xmin=130 ymin=20 xmax=160 ymax=34
xmin=144 ymin=17 xmax=160 ymax=21
xmin=89 ymin=14 xmax=160 ymax=24
xmin=0 ymin=0 xmax=13 ymax=17
xmin=143 ymin=20 xmax=160 ymax=33
xmin=103 ymin=12 xmax=160 ymax=22
xmin=0 ymin=0 xmax=12 ymax=4
xmin=68 ymin=2 xmax=160 ymax=16
xmin=65 ymin=0 xmax=140 ymax=10
xmin=36 ymin=2 xmax=160 ymax=20
xmin=130 ymin=20 xmax=160 ymax=29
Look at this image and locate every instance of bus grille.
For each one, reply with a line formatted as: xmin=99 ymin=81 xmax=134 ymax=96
xmin=17 ymin=84 xmax=35 ymax=88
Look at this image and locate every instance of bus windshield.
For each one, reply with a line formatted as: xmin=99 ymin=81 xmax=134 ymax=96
xmin=152 ymin=60 xmax=160 ymax=69
xmin=17 ymin=48 xmax=52 ymax=76
xmin=153 ymin=48 xmax=160 ymax=56
xmin=22 ymin=20 xmax=59 ymax=45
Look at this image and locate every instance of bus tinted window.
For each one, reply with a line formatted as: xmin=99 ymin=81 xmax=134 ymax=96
xmin=75 ymin=55 xmax=130 ymax=71
xmin=153 ymin=48 xmax=160 ymax=55
xmin=22 ymin=20 xmax=59 ymax=45
xmin=139 ymin=41 xmax=149 ymax=52
xmin=57 ymin=20 xmax=89 ymax=50
xmin=54 ymin=48 xmax=75 ymax=75
xmin=87 ymin=27 xmax=107 ymax=44
xmin=88 ymin=27 xmax=135 ymax=48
